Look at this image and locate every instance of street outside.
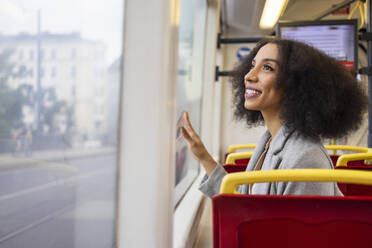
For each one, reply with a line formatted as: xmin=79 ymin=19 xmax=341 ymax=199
xmin=0 ymin=148 xmax=118 ymax=248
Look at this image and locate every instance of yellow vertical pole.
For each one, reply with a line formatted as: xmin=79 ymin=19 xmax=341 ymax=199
xmin=331 ymin=138 xmax=336 ymax=155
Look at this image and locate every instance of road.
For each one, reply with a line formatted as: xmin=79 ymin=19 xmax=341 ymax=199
xmin=0 ymin=151 xmax=118 ymax=248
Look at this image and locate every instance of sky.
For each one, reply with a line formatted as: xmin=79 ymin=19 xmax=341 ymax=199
xmin=0 ymin=0 xmax=124 ymax=65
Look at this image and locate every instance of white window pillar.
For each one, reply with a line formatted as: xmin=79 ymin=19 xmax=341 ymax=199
xmin=117 ymin=0 xmax=179 ymax=247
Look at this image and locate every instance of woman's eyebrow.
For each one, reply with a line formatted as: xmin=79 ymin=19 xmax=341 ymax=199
xmin=262 ymin=58 xmax=279 ymax=65
xmin=252 ymin=58 xmax=279 ymax=65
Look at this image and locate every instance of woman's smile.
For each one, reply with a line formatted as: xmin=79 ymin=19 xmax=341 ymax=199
xmin=245 ymin=86 xmax=262 ymax=99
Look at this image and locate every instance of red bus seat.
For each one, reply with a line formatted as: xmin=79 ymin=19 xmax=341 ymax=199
xmin=223 ymin=164 xmax=247 ymax=173
xmin=223 ymin=165 xmax=372 ymax=195
xmin=336 ymin=166 xmax=372 ymax=196
xmin=225 ymin=144 xmax=256 ymax=161
xmin=327 ymin=145 xmax=372 ymax=167
xmin=225 ymin=152 xmax=253 ymax=166
xmin=213 ymin=169 xmax=372 ymax=248
xmin=213 ymin=194 xmax=372 ymax=248
xmin=331 ymin=155 xmax=366 ymax=167
xmin=234 ymin=158 xmax=250 ymax=165
xmin=225 ymin=145 xmax=370 ymax=167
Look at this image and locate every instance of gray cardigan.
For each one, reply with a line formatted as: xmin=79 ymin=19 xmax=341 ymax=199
xmin=199 ymin=125 xmax=343 ymax=198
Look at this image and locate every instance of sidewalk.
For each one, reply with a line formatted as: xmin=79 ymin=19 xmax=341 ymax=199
xmin=0 ymin=146 xmax=116 ymax=168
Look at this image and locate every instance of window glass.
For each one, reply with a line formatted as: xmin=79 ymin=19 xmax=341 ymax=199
xmin=0 ymin=1 xmax=123 ymax=247
xmin=175 ymin=0 xmax=207 ymax=206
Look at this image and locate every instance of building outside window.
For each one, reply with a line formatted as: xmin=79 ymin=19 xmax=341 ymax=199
xmin=71 ymin=47 xmax=76 ymax=59
xmin=51 ymin=66 xmax=56 ymax=77
xmin=51 ymin=48 xmax=56 ymax=60
xmin=18 ymin=50 xmax=23 ymax=60
xmin=0 ymin=1 xmax=123 ymax=247
xmin=40 ymin=49 xmax=44 ymax=60
xmin=71 ymin=66 xmax=76 ymax=78
xmin=29 ymin=50 xmax=34 ymax=60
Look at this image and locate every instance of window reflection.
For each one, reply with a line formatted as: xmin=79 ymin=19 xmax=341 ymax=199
xmin=174 ymin=0 xmax=207 ymax=206
xmin=0 ymin=1 xmax=122 ymax=247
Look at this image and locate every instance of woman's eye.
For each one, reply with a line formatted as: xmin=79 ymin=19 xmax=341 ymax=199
xmin=263 ymin=64 xmax=274 ymax=71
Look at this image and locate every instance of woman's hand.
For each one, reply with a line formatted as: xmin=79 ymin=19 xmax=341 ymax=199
xmin=181 ymin=112 xmax=217 ymax=176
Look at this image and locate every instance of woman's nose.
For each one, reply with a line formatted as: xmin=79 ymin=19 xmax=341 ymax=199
xmin=244 ymin=68 xmax=258 ymax=83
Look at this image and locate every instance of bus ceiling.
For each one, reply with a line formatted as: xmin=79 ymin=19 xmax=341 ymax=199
xmin=221 ymin=0 xmax=357 ymax=36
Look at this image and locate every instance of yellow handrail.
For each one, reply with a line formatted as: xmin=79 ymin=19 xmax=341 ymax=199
xmin=336 ymin=149 xmax=372 ymax=166
xmin=227 ymin=144 xmax=256 ymax=154
xmin=324 ymin=145 xmax=369 ymax=154
xmin=225 ymin=152 xmax=253 ymax=164
xmin=228 ymin=145 xmax=367 ymax=154
xmin=324 ymin=145 xmax=371 ymax=165
xmin=220 ymin=169 xmax=372 ymax=194
xmin=226 ymin=144 xmax=372 ymax=166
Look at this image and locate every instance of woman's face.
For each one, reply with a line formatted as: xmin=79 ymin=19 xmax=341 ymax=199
xmin=244 ymin=43 xmax=283 ymax=115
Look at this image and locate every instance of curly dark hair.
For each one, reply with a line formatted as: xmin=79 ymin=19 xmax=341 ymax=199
xmin=231 ymin=38 xmax=368 ymax=139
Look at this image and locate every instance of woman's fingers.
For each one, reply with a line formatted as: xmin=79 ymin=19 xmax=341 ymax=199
xmin=181 ymin=127 xmax=192 ymax=143
xmin=181 ymin=125 xmax=200 ymax=148
xmin=180 ymin=112 xmax=217 ymax=174
xmin=182 ymin=128 xmax=204 ymax=162
xmin=181 ymin=113 xmax=205 ymax=160
xmin=183 ymin=112 xmax=197 ymax=137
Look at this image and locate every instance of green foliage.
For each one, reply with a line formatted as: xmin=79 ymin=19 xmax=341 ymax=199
xmin=41 ymin=87 xmax=72 ymax=134
xmin=0 ymin=49 xmax=28 ymax=135
xmin=0 ymin=83 xmax=23 ymax=132
xmin=0 ymin=49 xmax=73 ymax=136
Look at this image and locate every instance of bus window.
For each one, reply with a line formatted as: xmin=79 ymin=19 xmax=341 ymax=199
xmin=0 ymin=1 xmax=123 ymax=247
xmin=175 ymin=0 xmax=207 ymax=207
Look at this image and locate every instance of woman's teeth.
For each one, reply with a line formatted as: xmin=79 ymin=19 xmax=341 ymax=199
xmin=245 ymin=89 xmax=261 ymax=95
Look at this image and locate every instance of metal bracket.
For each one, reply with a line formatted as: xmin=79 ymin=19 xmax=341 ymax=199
xmin=215 ymin=66 xmax=233 ymax=81
xmin=359 ymin=66 xmax=372 ymax=75
xmin=359 ymin=32 xmax=372 ymax=40
xmin=217 ymin=33 xmax=262 ymax=49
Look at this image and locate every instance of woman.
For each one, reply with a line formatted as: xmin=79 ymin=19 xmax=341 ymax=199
xmin=181 ymin=38 xmax=368 ymax=198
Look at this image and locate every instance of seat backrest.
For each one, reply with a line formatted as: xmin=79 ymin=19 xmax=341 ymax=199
xmin=336 ymin=166 xmax=372 ymax=196
xmin=225 ymin=152 xmax=253 ymax=165
xmin=213 ymin=194 xmax=372 ymax=248
xmin=223 ymin=164 xmax=247 ymax=173
xmin=330 ymin=155 xmax=339 ymax=166
xmin=225 ymin=144 xmax=256 ymax=164
xmin=234 ymin=158 xmax=250 ymax=165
